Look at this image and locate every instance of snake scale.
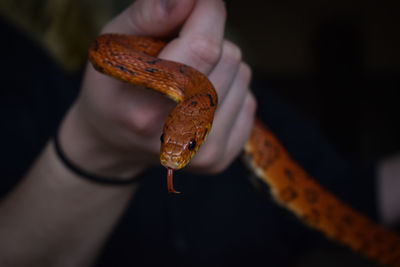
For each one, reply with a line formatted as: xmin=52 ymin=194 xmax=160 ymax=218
xmin=88 ymin=34 xmax=400 ymax=266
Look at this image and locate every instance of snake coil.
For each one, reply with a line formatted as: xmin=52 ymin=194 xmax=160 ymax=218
xmin=89 ymin=34 xmax=400 ymax=266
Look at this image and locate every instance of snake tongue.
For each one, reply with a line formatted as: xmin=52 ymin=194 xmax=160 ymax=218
xmin=167 ymin=167 xmax=180 ymax=194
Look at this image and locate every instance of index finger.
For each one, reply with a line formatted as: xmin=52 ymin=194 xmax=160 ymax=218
xmin=159 ymin=0 xmax=227 ymax=75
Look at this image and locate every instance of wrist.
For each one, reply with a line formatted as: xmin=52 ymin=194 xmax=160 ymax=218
xmin=59 ymin=104 xmax=148 ymax=181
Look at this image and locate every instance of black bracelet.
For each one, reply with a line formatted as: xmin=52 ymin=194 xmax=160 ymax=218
xmin=53 ymin=132 xmax=142 ymax=185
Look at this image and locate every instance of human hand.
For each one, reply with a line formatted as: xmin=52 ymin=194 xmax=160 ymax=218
xmin=59 ymin=0 xmax=256 ymax=180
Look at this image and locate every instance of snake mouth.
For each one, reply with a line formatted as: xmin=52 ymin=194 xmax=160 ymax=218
xmin=160 ymin=154 xmax=187 ymax=170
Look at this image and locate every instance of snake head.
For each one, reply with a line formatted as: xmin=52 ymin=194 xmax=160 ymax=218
xmin=159 ymin=124 xmax=206 ymax=170
xmin=159 ymin=105 xmax=213 ymax=170
xmin=159 ymin=87 xmax=217 ymax=170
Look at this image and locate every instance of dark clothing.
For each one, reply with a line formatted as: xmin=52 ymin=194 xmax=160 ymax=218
xmin=0 ymin=17 xmax=79 ymax=198
xmin=0 ymin=18 xmax=379 ymax=267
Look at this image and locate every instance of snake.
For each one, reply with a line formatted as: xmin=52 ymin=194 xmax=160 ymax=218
xmin=88 ymin=33 xmax=400 ymax=266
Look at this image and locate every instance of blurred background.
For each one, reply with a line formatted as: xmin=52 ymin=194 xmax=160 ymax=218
xmin=0 ymin=0 xmax=399 ymax=266
xmin=226 ymin=0 xmax=400 ymax=165
xmin=1 ymin=0 xmax=398 ymax=163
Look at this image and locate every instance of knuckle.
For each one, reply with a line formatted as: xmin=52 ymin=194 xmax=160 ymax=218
xmin=110 ymin=0 xmax=165 ymax=35
xmin=239 ymin=62 xmax=252 ymax=85
xmin=244 ymin=93 xmax=257 ymax=118
xmin=218 ymin=0 xmax=228 ymax=21
xmin=222 ymin=41 xmax=242 ymax=64
xmin=121 ymin=107 xmax=165 ymax=137
xmin=194 ymin=143 xmax=222 ymax=169
xmin=127 ymin=3 xmax=151 ymax=34
xmin=207 ymin=161 xmax=230 ymax=174
xmin=189 ymin=36 xmax=222 ymax=68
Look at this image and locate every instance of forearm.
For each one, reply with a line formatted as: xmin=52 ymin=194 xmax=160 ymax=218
xmin=0 ymin=0 xmax=252 ymax=265
xmin=0 ymin=141 xmax=138 ymax=267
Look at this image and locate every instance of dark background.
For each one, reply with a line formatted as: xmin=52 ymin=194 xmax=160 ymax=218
xmin=114 ymin=0 xmax=400 ymax=162
xmin=105 ymin=1 xmax=399 ymax=266
xmin=0 ymin=0 xmax=399 ymax=266
xmin=224 ymin=0 xmax=400 ymax=163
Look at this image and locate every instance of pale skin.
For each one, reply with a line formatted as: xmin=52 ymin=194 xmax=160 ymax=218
xmin=0 ymin=0 xmax=256 ymax=266
xmin=0 ymin=0 xmax=398 ymax=266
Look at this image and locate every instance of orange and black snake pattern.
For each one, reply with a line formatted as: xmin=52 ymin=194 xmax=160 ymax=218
xmin=89 ymin=34 xmax=400 ymax=266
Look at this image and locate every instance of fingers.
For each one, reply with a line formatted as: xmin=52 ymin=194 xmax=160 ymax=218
xmin=212 ymin=63 xmax=252 ymax=139
xmin=83 ymin=0 xmax=254 ymax=174
xmin=208 ymin=40 xmax=242 ymax=101
xmin=158 ymin=0 xmax=226 ymax=75
xmin=102 ymin=0 xmax=196 ymax=36
xmin=215 ymin=93 xmax=257 ymax=172
xmin=157 ymin=3 xmax=255 ymax=174
xmin=191 ymin=92 xmax=257 ymax=173
xmin=190 ymin=58 xmax=257 ymax=173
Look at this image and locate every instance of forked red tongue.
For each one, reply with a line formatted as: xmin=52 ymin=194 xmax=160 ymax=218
xmin=167 ymin=168 xmax=180 ymax=194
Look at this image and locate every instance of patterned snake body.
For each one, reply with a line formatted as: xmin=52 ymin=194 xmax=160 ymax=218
xmin=89 ymin=34 xmax=400 ymax=266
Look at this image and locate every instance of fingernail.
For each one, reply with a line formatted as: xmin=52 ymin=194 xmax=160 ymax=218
xmin=161 ymin=0 xmax=179 ymax=13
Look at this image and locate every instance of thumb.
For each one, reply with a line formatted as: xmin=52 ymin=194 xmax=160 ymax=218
xmin=102 ymin=0 xmax=196 ymax=37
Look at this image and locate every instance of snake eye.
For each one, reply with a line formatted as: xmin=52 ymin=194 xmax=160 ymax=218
xmin=160 ymin=133 xmax=165 ymax=143
xmin=188 ymin=139 xmax=196 ymax=150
